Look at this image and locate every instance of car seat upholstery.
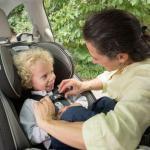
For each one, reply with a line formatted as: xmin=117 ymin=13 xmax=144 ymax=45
xmin=0 ymin=42 xmax=76 ymax=149
xmin=0 ymin=45 xmax=30 ymax=149
xmin=0 ymin=46 xmax=21 ymax=99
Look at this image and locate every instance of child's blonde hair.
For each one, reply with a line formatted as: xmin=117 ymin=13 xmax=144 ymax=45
xmin=13 ymin=48 xmax=54 ymax=89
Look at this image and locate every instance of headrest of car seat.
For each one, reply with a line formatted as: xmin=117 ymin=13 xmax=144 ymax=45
xmin=0 ymin=45 xmax=21 ymax=99
xmin=0 ymin=8 xmax=12 ymax=39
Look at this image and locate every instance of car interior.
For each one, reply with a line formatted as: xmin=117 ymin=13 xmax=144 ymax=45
xmin=0 ymin=0 xmax=150 ymax=149
xmin=0 ymin=2 xmax=96 ymax=149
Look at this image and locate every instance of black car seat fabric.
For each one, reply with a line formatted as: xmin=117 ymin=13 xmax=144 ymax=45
xmin=140 ymin=127 xmax=150 ymax=147
xmin=0 ymin=46 xmax=21 ymax=99
xmin=0 ymin=91 xmax=16 ymax=150
xmin=0 ymin=91 xmax=30 ymax=150
xmin=0 ymin=45 xmax=30 ymax=149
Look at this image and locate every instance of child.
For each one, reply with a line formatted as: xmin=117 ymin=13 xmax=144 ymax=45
xmin=13 ymin=48 xmax=88 ymax=149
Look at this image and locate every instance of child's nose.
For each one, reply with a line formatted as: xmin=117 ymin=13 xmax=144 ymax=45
xmin=48 ymin=74 xmax=55 ymax=82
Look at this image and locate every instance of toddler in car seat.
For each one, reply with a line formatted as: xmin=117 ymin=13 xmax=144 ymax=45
xmin=13 ymin=48 xmax=88 ymax=149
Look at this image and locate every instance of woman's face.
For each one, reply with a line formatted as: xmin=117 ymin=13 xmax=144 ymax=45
xmin=86 ymin=41 xmax=126 ymax=71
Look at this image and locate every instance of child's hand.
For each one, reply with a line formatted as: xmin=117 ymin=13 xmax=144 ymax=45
xmin=58 ymin=103 xmax=82 ymax=118
xmin=58 ymin=106 xmax=70 ymax=118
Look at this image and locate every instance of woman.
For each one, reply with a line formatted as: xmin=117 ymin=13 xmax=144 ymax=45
xmin=33 ymin=9 xmax=150 ymax=150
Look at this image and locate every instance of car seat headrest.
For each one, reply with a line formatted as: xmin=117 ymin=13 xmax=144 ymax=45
xmin=0 ymin=45 xmax=21 ymax=99
xmin=0 ymin=8 xmax=12 ymax=39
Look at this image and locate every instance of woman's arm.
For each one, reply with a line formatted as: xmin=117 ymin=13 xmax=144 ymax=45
xmin=34 ymin=97 xmax=86 ymax=149
xmin=42 ymin=120 xmax=85 ymax=149
xmin=59 ymin=78 xmax=103 ymax=97
xmin=82 ymin=78 xmax=103 ymax=91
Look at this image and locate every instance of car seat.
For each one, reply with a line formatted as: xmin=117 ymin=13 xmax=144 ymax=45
xmin=0 ymin=42 xmax=75 ymax=149
xmin=0 ymin=41 xmax=96 ymax=149
xmin=10 ymin=42 xmax=96 ymax=107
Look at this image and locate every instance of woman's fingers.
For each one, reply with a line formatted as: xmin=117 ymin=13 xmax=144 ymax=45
xmin=59 ymin=79 xmax=75 ymax=93
xmin=59 ymin=79 xmax=68 ymax=88
xmin=59 ymin=79 xmax=83 ymax=96
xmin=58 ymin=79 xmax=71 ymax=92
xmin=64 ymin=89 xmax=77 ymax=97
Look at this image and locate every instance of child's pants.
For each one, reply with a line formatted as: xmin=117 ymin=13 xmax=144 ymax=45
xmin=51 ymin=96 xmax=117 ymax=150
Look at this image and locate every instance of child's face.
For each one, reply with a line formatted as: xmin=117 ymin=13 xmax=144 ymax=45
xmin=30 ymin=60 xmax=56 ymax=92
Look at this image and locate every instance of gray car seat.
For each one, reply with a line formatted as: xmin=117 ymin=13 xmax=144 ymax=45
xmin=0 ymin=42 xmax=75 ymax=149
xmin=0 ymin=41 xmax=96 ymax=149
xmin=0 ymin=45 xmax=30 ymax=150
xmin=10 ymin=42 xmax=96 ymax=106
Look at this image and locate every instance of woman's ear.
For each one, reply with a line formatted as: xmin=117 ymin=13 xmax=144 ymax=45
xmin=116 ymin=53 xmax=129 ymax=64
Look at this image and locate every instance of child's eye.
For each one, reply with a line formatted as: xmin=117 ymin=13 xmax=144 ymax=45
xmin=41 ymin=74 xmax=47 ymax=79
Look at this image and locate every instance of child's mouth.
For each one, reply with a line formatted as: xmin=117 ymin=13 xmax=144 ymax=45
xmin=46 ymin=80 xmax=55 ymax=91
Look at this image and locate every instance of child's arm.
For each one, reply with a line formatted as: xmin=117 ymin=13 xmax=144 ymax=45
xmin=19 ymin=100 xmax=51 ymax=145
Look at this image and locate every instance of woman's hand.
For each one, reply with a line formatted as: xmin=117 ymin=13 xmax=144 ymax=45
xmin=58 ymin=79 xmax=85 ymax=97
xmin=59 ymin=78 xmax=103 ymax=97
xmin=34 ymin=96 xmax=86 ymax=149
xmin=33 ymin=96 xmax=55 ymax=128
